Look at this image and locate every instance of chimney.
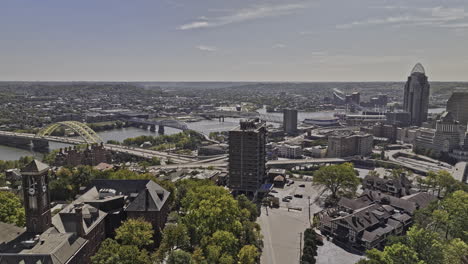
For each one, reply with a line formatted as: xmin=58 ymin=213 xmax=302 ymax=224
xmin=145 ymin=189 xmax=150 ymax=211
xmin=74 ymin=203 xmax=85 ymax=237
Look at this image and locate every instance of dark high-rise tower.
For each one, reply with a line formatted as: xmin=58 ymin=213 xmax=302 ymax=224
xmin=446 ymin=89 xmax=468 ymax=126
xmin=228 ymin=119 xmax=267 ymax=193
xmin=283 ymin=109 xmax=298 ymax=135
xmin=21 ymin=160 xmax=51 ymax=234
xmin=403 ymin=63 xmax=430 ymax=126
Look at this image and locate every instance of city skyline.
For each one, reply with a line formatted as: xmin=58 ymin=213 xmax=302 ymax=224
xmin=1 ymin=0 xmax=468 ymax=82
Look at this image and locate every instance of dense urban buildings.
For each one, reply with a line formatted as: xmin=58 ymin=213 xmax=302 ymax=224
xmin=283 ymin=109 xmax=298 ymax=135
xmin=54 ymin=143 xmax=112 ymax=167
xmin=327 ymin=131 xmax=373 ymax=158
xmin=403 ymin=63 xmax=430 ymax=126
xmin=228 ymin=119 xmax=267 ymax=194
xmin=446 ymin=89 xmax=468 ymax=126
xmin=414 ymin=111 xmax=466 ymax=157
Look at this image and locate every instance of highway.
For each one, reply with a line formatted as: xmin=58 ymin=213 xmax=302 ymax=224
xmin=266 ymin=157 xmax=351 ymax=167
xmin=0 ymin=131 xmax=196 ymax=164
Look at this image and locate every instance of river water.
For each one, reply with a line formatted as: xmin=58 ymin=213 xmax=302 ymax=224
xmin=0 ymin=117 xmax=243 ymax=161
xmin=0 ymin=107 xmax=447 ymax=161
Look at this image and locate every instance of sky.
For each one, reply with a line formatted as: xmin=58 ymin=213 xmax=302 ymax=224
xmin=1 ymin=0 xmax=467 ymax=82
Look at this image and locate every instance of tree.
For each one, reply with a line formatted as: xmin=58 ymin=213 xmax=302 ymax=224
xmin=428 ymin=190 xmax=468 ymax=241
xmin=312 ymin=163 xmax=360 ymax=203
xmin=162 ymin=223 xmax=191 ymax=251
xmin=0 ymin=191 xmax=25 ymax=227
xmin=115 ymin=218 xmax=154 ymax=248
xmin=406 ymin=226 xmax=443 ymax=264
xmin=360 ymin=243 xmax=422 ymax=264
xmin=237 ymin=245 xmax=259 ymax=264
xmin=426 ymin=170 xmax=457 ymax=197
xmin=301 ymin=228 xmax=319 ymax=264
xmin=91 ymin=238 xmax=152 ymax=264
xmin=236 ymin=194 xmax=258 ymax=221
xmin=201 ymin=230 xmax=239 ymax=259
xmin=443 ymin=238 xmax=468 ymax=264
xmin=181 ymin=186 xmax=242 ymax=244
xmin=167 ymin=250 xmax=193 ymax=264
xmin=383 ymin=243 xmax=422 ymax=264
xmin=155 ymin=223 xmax=191 ymax=261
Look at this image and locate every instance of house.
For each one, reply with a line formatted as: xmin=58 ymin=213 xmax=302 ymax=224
xmin=315 ymin=190 xmax=436 ymax=251
xmin=362 ymin=173 xmax=413 ymax=197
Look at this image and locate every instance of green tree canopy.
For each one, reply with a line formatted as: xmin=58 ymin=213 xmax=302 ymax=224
xmin=0 ymin=191 xmax=25 ymax=227
xmin=312 ymin=163 xmax=360 ymax=203
xmin=359 ymin=243 xmax=423 ymax=264
xmin=181 ymin=185 xmax=242 ymax=243
xmin=237 ymin=245 xmax=259 ymax=264
xmin=115 ymin=218 xmax=154 ymax=249
xmin=91 ymin=238 xmax=152 ymax=264
xmin=167 ymin=250 xmax=193 ymax=264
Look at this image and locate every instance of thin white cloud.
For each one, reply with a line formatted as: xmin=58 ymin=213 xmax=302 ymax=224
xmin=178 ymin=3 xmax=308 ymax=30
xmin=180 ymin=22 xmax=210 ymax=30
xmin=336 ymin=6 xmax=468 ymax=29
xmin=196 ymin=45 xmax=217 ymax=52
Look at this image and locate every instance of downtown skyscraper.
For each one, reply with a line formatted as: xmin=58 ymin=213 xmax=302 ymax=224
xmin=403 ymin=63 xmax=430 ymax=126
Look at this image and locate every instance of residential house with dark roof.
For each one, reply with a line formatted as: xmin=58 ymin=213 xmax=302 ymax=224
xmin=315 ymin=190 xmax=436 ymax=251
xmin=362 ymin=173 xmax=413 ymax=197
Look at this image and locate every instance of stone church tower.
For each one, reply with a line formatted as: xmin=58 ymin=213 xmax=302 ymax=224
xmin=21 ymin=160 xmax=52 ymax=234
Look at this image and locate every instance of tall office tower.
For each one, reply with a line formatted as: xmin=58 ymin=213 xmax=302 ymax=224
xmin=351 ymin=92 xmax=361 ymax=105
xmin=283 ymin=109 xmax=298 ymax=135
xmin=228 ymin=119 xmax=267 ymax=194
xmin=446 ymin=89 xmax=468 ymax=126
xmin=403 ymin=63 xmax=430 ymax=126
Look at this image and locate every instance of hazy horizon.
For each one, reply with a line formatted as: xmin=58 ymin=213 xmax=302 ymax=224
xmin=2 ymin=0 xmax=468 ymax=82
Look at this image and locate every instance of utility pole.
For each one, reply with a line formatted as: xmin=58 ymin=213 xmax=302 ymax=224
xmin=299 ymin=232 xmax=303 ymax=262
xmin=308 ymin=196 xmax=311 ymax=228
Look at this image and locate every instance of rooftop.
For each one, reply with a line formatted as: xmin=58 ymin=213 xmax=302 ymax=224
xmin=411 ymin=63 xmax=425 ymax=75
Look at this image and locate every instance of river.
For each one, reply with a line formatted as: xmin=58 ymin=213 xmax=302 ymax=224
xmin=0 ymin=118 xmax=243 ymax=161
xmin=0 ymin=107 xmax=447 ymax=161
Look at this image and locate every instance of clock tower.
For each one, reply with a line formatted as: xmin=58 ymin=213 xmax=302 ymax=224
xmin=21 ymin=160 xmax=52 ymax=234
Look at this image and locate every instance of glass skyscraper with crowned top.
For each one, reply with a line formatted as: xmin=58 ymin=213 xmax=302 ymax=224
xmin=403 ymin=63 xmax=430 ymax=126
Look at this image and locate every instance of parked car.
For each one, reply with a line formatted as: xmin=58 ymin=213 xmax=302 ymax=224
xmin=299 ymin=184 xmax=305 ymax=187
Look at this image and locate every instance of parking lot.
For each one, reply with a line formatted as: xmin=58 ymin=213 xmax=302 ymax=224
xmin=258 ymin=180 xmax=364 ymax=264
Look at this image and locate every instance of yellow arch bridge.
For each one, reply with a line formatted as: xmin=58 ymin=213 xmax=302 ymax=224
xmin=36 ymin=121 xmax=103 ymax=144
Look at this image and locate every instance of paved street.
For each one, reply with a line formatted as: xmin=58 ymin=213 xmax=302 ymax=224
xmin=258 ymin=180 xmax=364 ymax=264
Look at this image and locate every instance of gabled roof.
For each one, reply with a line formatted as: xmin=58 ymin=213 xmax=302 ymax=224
xmin=338 ymin=197 xmax=371 ymax=211
xmin=21 ymin=160 xmax=50 ymax=175
xmin=0 ymin=227 xmax=87 ymax=264
xmin=52 ymin=203 xmax=107 ymax=236
xmin=84 ymin=179 xmax=170 ymax=212
xmin=0 ymin=222 xmax=25 ymax=248
xmin=332 ymin=204 xmax=391 ymax=233
xmin=360 ymin=190 xmax=417 ymax=214
xmin=401 ymin=192 xmax=436 ymax=209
